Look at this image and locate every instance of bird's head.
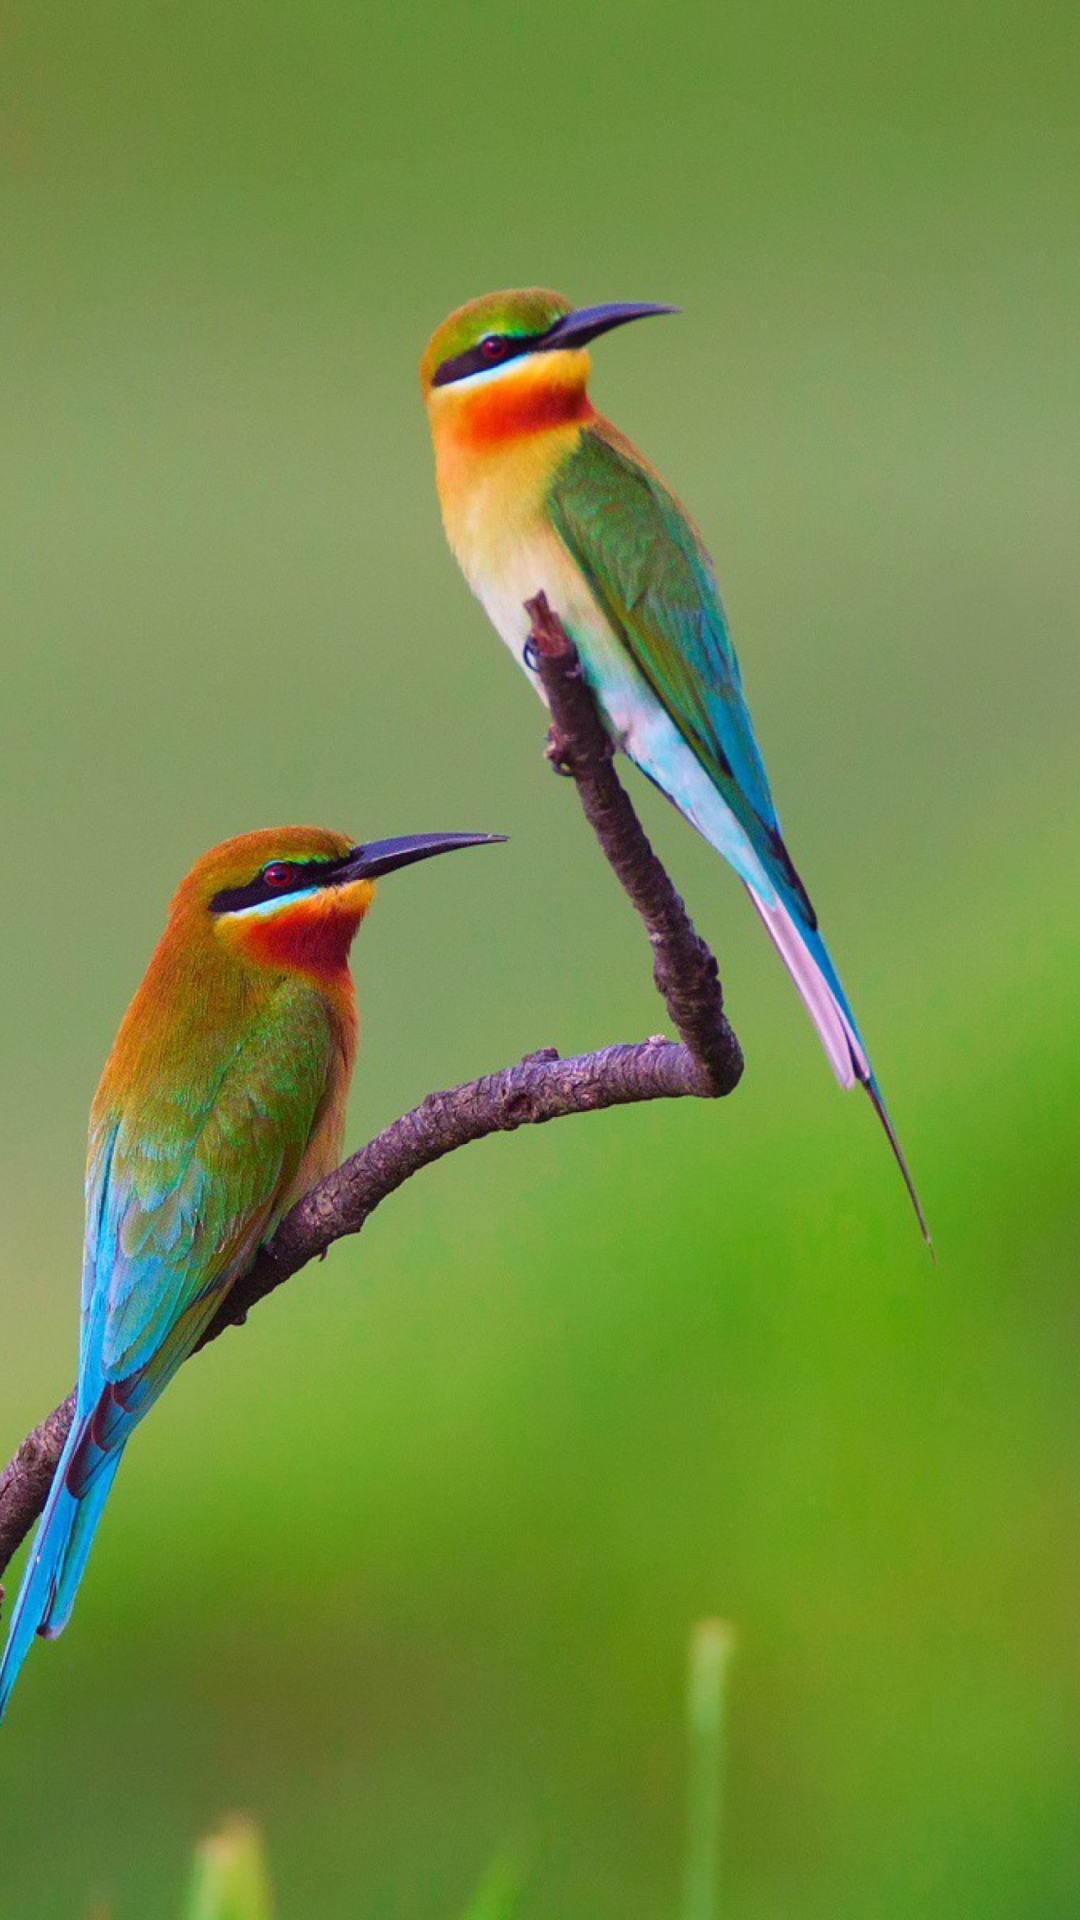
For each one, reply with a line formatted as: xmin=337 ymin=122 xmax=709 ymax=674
xmin=421 ymin=289 xmax=677 ymax=445
xmin=173 ymin=825 xmax=504 ymax=982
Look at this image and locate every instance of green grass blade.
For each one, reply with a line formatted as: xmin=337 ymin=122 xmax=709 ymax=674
xmin=460 ymin=1849 xmax=527 ymax=1920
xmin=184 ymin=1816 xmax=274 ymax=1920
xmin=681 ymin=1619 xmax=736 ymax=1920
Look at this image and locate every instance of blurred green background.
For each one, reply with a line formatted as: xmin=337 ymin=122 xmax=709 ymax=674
xmin=1 ymin=1 xmax=1078 ymax=1913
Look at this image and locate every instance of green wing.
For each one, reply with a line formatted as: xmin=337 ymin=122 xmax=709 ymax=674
xmin=547 ymin=423 xmax=812 ymax=918
xmin=87 ymin=985 xmax=337 ymax=1432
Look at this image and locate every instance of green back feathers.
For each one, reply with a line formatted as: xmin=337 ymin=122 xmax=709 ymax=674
xmin=547 ymin=423 xmax=814 ymax=922
xmin=84 ymin=980 xmax=338 ymax=1431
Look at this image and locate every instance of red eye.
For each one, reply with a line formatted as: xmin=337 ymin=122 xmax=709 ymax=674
xmin=480 ymin=335 xmax=505 ymax=360
xmin=261 ymin=861 xmax=295 ymax=890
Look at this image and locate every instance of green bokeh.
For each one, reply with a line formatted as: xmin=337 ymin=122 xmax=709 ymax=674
xmin=1 ymin=2 xmax=1078 ymax=1913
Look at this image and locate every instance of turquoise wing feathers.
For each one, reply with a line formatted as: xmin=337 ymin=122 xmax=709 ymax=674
xmin=547 ymin=423 xmax=815 ymax=926
xmin=0 ymin=985 xmax=339 ymax=1720
xmin=84 ymin=986 xmax=337 ymax=1438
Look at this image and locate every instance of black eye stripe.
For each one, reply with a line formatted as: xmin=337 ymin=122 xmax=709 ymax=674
xmin=210 ymin=855 xmax=348 ymax=917
xmin=431 ymin=330 xmax=547 ymax=388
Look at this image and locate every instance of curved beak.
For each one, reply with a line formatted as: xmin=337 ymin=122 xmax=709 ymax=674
xmin=537 ymin=302 xmax=679 ymax=352
xmin=338 ymin=831 xmax=507 ymax=882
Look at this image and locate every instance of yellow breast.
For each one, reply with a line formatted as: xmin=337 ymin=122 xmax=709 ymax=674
xmin=426 ymin=352 xmax=601 ymax=661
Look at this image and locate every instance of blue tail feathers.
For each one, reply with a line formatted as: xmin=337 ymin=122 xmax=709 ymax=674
xmin=0 ymin=1412 xmax=123 ymax=1724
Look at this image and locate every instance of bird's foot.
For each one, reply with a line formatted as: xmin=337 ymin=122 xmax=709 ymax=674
xmin=544 ymin=726 xmax=576 ymax=777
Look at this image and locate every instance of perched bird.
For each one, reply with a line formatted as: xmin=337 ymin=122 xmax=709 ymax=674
xmin=0 ymin=823 xmax=502 ymax=1722
xmin=421 ymin=289 xmax=928 ymax=1238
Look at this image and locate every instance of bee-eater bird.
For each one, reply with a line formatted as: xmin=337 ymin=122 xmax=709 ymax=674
xmin=0 ymin=822 xmax=502 ymax=1723
xmin=421 ymin=289 xmax=928 ymax=1239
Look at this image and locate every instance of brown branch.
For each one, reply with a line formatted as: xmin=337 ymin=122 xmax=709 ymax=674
xmin=0 ymin=1398 xmax=78 ymax=1588
xmin=525 ymin=592 xmax=742 ymax=1095
xmin=0 ymin=599 xmax=741 ymax=1598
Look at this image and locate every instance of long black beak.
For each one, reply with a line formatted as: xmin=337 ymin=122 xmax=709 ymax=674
xmin=537 ymin=301 xmax=679 ymax=352
xmin=339 ymin=831 xmax=506 ymax=882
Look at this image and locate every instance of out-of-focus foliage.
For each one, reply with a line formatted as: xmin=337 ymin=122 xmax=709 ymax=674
xmin=459 ymin=1856 xmax=528 ymax=1920
xmin=683 ymin=1621 xmax=736 ymax=1920
xmin=85 ymin=1617 xmax=734 ymax=1916
xmin=1 ymin=1 xmax=1077 ymax=1915
xmin=185 ymin=1819 xmax=275 ymax=1920
xmin=179 ymin=1822 xmax=522 ymax=1920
